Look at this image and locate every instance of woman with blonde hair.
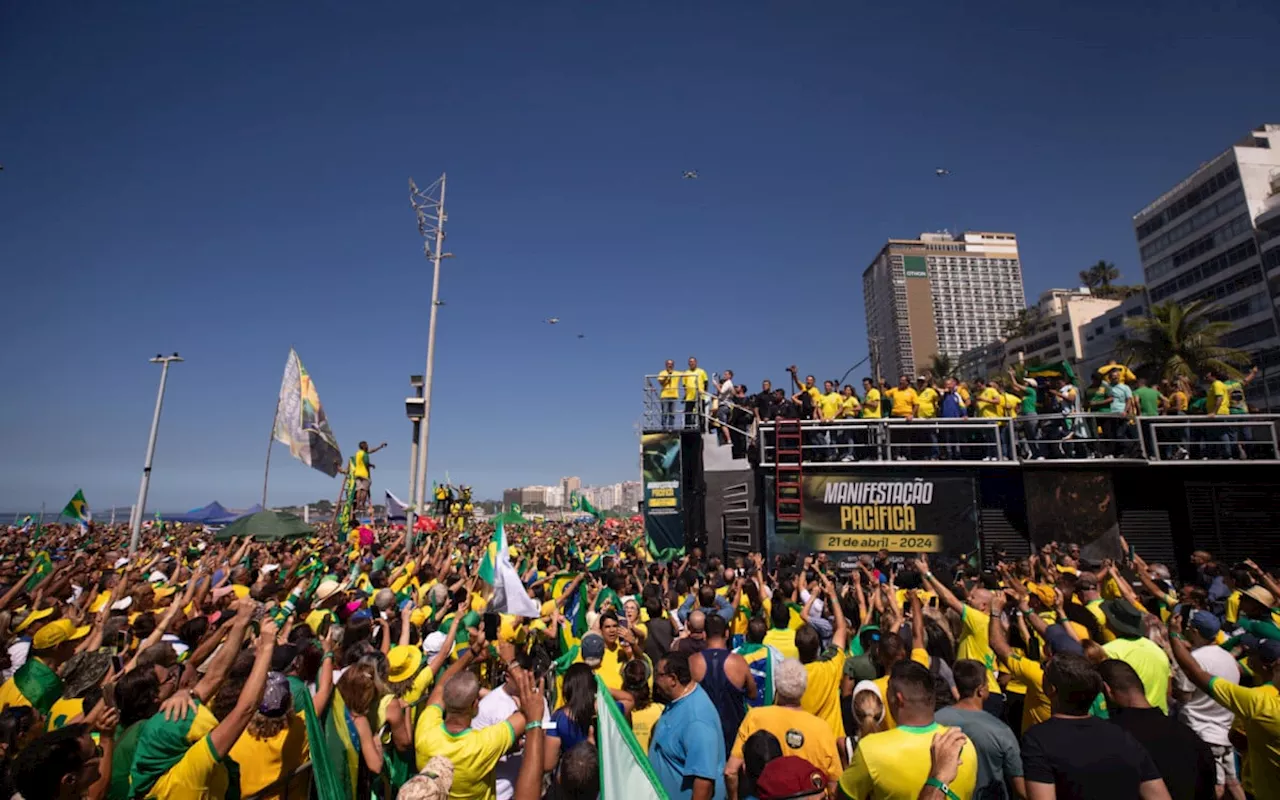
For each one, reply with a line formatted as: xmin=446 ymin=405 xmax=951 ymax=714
xmin=326 ymin=662 xmax=386 ymax=797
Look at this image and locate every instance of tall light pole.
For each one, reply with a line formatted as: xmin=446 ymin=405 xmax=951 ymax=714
xmin=129 ymin=353 xmax=182 ymax=556
xmin=409 ymin=175 xmax=451 ymax=548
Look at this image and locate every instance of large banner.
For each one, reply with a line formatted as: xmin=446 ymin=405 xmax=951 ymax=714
xmin=641 ymin=432 xmax=685 ymax=561
xmin=1024 ymin=471 xmax=1122 ymax=562
xmin=770 ymin=471 xmax=978 ymax=562
xmin=273 ymin=348 xmax=343 ymax=478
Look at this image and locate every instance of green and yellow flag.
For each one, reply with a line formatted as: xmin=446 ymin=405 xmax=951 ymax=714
xmin=61 ymin=489 xmax=91 ymax=531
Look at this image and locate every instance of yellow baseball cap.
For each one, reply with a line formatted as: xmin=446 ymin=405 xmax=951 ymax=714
xmin=33 ymin=619 xmax=91 ymax=650
xmin=14 ymin=607 xmax=54 ymax=634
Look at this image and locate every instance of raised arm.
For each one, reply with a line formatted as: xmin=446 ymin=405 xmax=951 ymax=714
xmin=824 ymin=573 xmax=848 ymax=651
xmin=987 ymin=592 xmax=1014 ymax=664
xmin=915 ymin=555 xmax=964 ymax=615
xmin=208 ymin=618 xmax=277 ymax=758
xmin=192 ymin=599 xmax=253 ymax=703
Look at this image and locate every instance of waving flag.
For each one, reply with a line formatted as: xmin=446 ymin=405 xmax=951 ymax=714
xmin=385 ymin=491 xmax=408 ymax=522
xmin=273 ymin=349 xmax=343 ymax=477
xmin=478 ymin=520 xmax=508 ymax=585
xmin=61 ymin=490 xmax=91 ymax=532
xmin=570 ymin=491 xmax=603 ymax=520
xmin=596 ymin=674 xmax=668 ymax=799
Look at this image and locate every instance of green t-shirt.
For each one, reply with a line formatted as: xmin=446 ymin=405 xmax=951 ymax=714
xmin=1021 ymin=386 xmax=1038 ymax=415
xmin=1225 ymin=380 xmax=1248 ymax=413
xmin=1134 ymin=386 xmax=1160 ymax=417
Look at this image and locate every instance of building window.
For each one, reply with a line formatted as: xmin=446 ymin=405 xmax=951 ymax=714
xmin=1136 ymin=163 xmax=1240 ymax=241
xmin=1110 ymin=316 xmax=1123 ymax=328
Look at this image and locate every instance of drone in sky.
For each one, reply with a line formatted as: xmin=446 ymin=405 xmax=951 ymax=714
xmin=577 ymin=334 xmax=586 ymax=339
xmin=544 ymin=317 xmax=560 ymax=325
xmin=682 ymin=170 xmax=699 ymax=180
xmin=935 ymin=168 xmax=951 ymax=177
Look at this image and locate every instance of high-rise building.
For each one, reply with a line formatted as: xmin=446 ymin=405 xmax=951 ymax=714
xmin=561 ymin=476 xmax=581 ymax=500
xmin=956 ymin=288 xmax=1120 ymax=380
xmin=863 ymin=231 xmax=1026 ymax=380
xmin=1133 ymin=124 xmax=1280 ymax=405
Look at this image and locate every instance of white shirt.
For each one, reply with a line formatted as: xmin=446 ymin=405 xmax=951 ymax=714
xmin=2 ymin=640 xmax=30 ymax=681
xmin=472 ymin=683 xmax=551 ymax=800
xmin=1175 ymin=644 xmax=1240 ymax=746
xmin=718 ymin=379 xmax=735 ymax=401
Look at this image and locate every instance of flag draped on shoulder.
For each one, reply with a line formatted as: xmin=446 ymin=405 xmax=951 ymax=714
xmin=595 ymin=674 xmax=668 ymax=799
xmin=273 ymin=349 xmax=343 ymax=477
xmin=61 ymin=489 xmax=91 ymax=531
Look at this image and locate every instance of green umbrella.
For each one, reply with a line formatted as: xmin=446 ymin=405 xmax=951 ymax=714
xmin=212 ymin=510 xmax=314 ymax=542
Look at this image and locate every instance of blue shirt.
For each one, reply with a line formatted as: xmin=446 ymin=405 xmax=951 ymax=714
xmin=649 ymin=684 xmax=726 ymax=800
xmin=677 ymin=594 xmax=735 ymax=624
xmin=1108 ymin=382 xmax=1133 ymax=414
xmin=940 ymin=389 xmax=967 ymax=418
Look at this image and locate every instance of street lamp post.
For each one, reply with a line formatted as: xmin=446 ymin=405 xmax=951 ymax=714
xmin=129 ymin=354 xmax=182 ymax=556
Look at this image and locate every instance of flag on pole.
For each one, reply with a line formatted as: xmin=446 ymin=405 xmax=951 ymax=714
xmin=273 ymin=349 xmax=343 ymax=477
xmin=595 ymin=674 xmax=668 ymax=800
xmin=385 ymin=491 xmax=408 ymax=522
xmin=570 ymin=491 xmax=603 ymax=520
xmin=25 ymin=551 xmax=53 ymax=592
xmin=16 ymin=516 xmax=32 ymax=533
xmin=478 ymin=520 xmax=507 ymax=585
xmin=61 ymin=490 xmax=91 ymax=532
xmin=491 ymin=552 xmax=542 ymax=618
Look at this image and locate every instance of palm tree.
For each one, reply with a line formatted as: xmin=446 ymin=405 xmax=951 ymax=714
xmin=1079 ymin=260 xmax=1121 ymax=295
xmin=927 ymin=353 xmax=955 ymax=379
xmin=1002 ymin=308 xmax=1042 ymax=339
xmin=1117 ymin=299 xmax=1251 ymax=381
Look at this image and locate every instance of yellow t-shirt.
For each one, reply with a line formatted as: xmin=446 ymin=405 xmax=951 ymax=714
xmin=764 ymin=627 xmax=799 ymax=660
xmin=414 ymin=704 xmax=515 ymax=799
xmin=872 ymin=648 xmax=931 ymax=730
xmin=657 ymin=369 xmax=680 ymax=400
xmin=1227 ymin=590 xmax=1242 ymax=624
xmin=229 ymin=713 xmax=309 ymax=800
xmin=1004 ymin=653 xmax=1050 ymax=734
xmin=402 ymin=664 xmax=437 ymax=706
xmin=976 ymin=388 xmax=1003 ymax=418
xmin=1171 ymin=390 xmax=1189 ymax=412
xmin=886 ymin=387 xmax=918 ymax=417
xmin=351 ymin=450 xmax=370 ymax=480
xmin=1210 ymin=380 xmax=1231 ymax=415
xmin=733 ymin=704 xmax=842 ymax=781
xmin=1233 ymin=681 xmax=1279 ymax=796
xmin=598 ymin=644 xmax=625 ymax=691
xmin=801 ymin=650 xmax=847 ymax=740
xmin=817 ymin=392 xmax=843 ymax=421
xmin=683 ymin=368 xmax=708 ymax=401
xmin=956 ymin=606 xmax=1001 ymax=694
xmin=840 ymin=396 xmax=862 ymax=418
xmin=631 ymin=702 xmax=663 ymax=754
xmin=838 ymin=721 xmax=979 ymax=800
xmin=1002 ymin=393 xmax=1020 ymax=417
xmin=915 ymin=388 xmax=939 ymax=418
xmin=147 ymin=735 xmax=230 ymax=800
xmin=862 ymin=389 xmax=882 ymax=419
xmin=1212 ymin=677 xmax=1280 ymax=799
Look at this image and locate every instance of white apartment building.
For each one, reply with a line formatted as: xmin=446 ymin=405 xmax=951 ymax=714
xmin=863 ymin=232 xmax=1026 ymax=380
xmin=1133 ymin=124 xmax=1280 ymax=405
xmin=956 ymin=288 xmax=1119 ymax=380
xmin=1079 ymin=293 xmax=1151 ymax=378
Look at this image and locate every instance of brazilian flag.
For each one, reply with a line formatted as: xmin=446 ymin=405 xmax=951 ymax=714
xmin=1025 ymin=360 xmax=1077 ymax=383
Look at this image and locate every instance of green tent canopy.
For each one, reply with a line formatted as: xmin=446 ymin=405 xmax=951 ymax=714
xmin=212 ymin=510 xmax=314 ymax=542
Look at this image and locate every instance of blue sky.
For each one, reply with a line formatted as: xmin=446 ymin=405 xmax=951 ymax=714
xmin=2 ymin=1 xmax=1277 ymax=512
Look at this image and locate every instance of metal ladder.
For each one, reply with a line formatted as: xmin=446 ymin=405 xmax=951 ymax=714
xmin=775 ymin=417 xmax=803 ymax=528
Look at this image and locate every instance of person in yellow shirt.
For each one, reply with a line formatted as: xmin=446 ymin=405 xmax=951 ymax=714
xmin=414 ymin=633 xmax=542 ymax=798
xmin=764 ymin=602 xmax=800 ymax=660
xmin=811 ymin=380 xmax=844 ymax=463
xmin=915 ymin=375 xmax=940 ymax=460
xmin=654 ymin=359 xmax=681 ymax=428
xmin=683 ymin=356 xmax=709 ymax=429
xmin=228 ymin=672 xmax=310 ymax=800
xmin=341 ymin=441 xmax=386 ymax=518
xmin=0 ymin=619 xmax=90 ymax=716
xmin=837 ymin=660 xmax=979 ymax=800
xmin=885 ymin=375 xmax=919 ymax=418
xmin=797 ymin=575 xmax=848 ymax=749
xmin=726 ymin=659 xmax=843 ymax=798
xmin=859 ymin=377 xmax=884 ymax=461
xmin=916 ymin=555 xmax=1005 ymax=716
xmin=837 ymin=384 xmax=863 ymax=462
xmin=972 ymin=377 xmax=1007 ymax=460
xmin=1204 ymin=369 xmax=1236 ymax=460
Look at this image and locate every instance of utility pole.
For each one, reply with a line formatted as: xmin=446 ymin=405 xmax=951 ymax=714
xmin=405 ymin=375 xmax=425 ymax=535
xmin=409 ymin=175 xmax=451 ymax=548
xmin=130 ymin=353 xmax=183 ymax=556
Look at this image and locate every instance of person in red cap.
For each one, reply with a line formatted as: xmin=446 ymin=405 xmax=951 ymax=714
xmin=754 ymin=756 xmax=828 ymax=800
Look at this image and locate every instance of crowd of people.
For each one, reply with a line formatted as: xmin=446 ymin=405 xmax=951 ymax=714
xmin=2 ymin=514 xmax=1279 ymax=800
xmin=651 ymin=358 xmax=1269 ymax=462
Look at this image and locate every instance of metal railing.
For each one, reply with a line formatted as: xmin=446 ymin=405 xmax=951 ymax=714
xmin=753 ymin=413 xmax=1280 ymax=465
xmin=641 ymin=378 xmax=754 ymax=441
xmin=1145 ymin=414 xmax=1280 ymax=463
xmin=757 ymin=418 xmax=1017 ymax=466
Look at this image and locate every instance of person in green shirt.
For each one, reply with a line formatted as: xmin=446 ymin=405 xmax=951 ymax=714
xmin=1226 ymin=366 xmax=1259 ymax=458
xmin=1132 ymin=377 xmax=1162 ymax=458
xmin=1007 ymin=369 xmax=1041 ymax=459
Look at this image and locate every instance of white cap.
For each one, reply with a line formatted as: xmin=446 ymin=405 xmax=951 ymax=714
xmin=114 ymin=558 xmax=131 ymax=569
xmin=111 ymin=597 xmax=133 ymax=611
xmin=1024 ymin=377 xmax=1038 ymax=387
xmin=423 ymin=631 xmax=448 ymax=658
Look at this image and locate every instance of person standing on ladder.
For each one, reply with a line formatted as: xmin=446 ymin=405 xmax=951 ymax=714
xmin=341 ymin=440 xmax=386 ymax=518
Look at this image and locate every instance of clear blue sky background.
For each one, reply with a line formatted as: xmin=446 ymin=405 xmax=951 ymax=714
xmin=2 ymin=1 xmax=1277 ymax=513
